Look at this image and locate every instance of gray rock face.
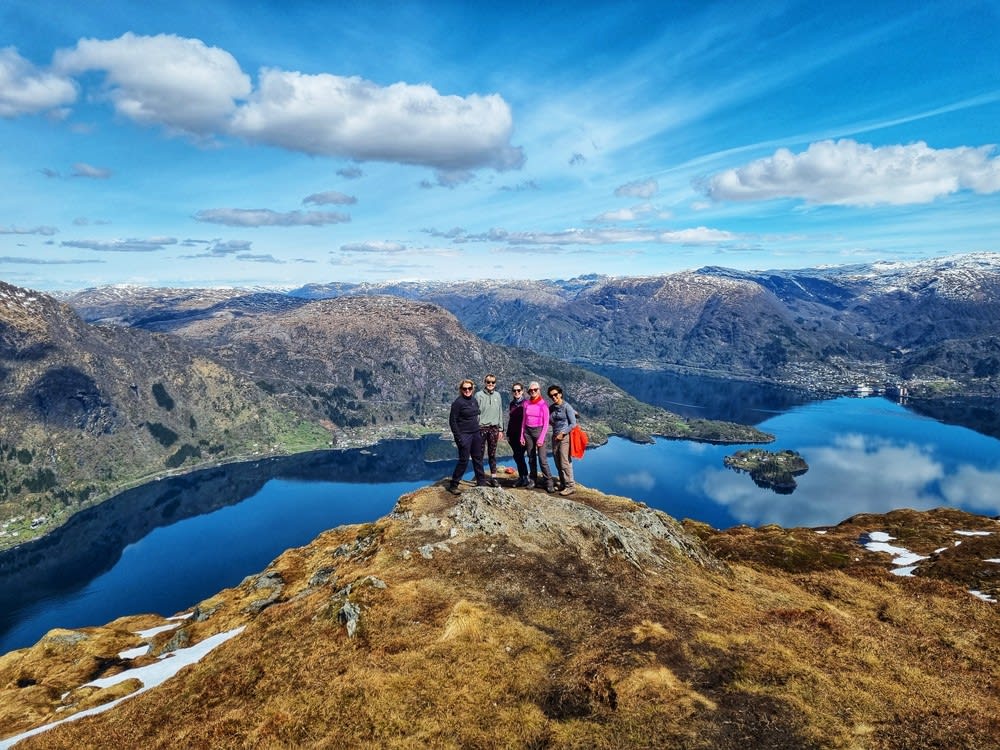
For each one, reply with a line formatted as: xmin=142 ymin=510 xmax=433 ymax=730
xmin=417 ymin=486 xmax=724 ymax=573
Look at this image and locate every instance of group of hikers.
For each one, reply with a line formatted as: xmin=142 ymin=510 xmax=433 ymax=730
xmin=448 ymin=374 xmax=581 ymax=496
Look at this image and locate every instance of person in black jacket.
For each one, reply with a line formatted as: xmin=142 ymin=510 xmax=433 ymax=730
xmin=447 ymin=378 xmax=492 ymax=494
xmin=506 ymin=381 xmax=529 ymax=485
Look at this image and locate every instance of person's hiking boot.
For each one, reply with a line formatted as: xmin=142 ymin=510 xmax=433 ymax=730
xmin=525 ymin=479 xmax=535 ymax=488
xmin=446 ymin=484 xmax=462 ymax=496
xmin=559 ymin=487 xmax=575 ymax=496
xmin=546 ymin=479 xmax=555 ymax=493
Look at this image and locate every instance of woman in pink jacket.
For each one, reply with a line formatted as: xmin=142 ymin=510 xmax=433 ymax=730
xmin=520 ymin=381 xmax=554 ymax=492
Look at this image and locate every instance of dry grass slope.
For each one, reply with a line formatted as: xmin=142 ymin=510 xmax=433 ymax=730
xmin=2 ymin=485 xmax=999 ymax=750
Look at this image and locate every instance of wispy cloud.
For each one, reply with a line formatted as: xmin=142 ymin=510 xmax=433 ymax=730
xmin=61 ymin=237 xmax=177 ymax=252
xmin=194 ymin=208 xmax=350 ymax=227
xmin=0 ymin=255 xmax=103 ymax=265
xmin=1 ymin=225 xmax=57 ymax=236
xmin=71 ymin=162 xmax=112 ymax=179
xmin=339 ymin=241 xmax=407 ymax=254
xmin=614 ymin=178 xmax=659 ymax=199
xmin=302 ymin=191 xmax=357 ymax=206
xmin=427 ymin=226 xmax=736 ymax=246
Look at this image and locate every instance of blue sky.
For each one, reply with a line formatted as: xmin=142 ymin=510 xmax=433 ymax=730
xmin=1 ymin=0 xmax=998 ymax=291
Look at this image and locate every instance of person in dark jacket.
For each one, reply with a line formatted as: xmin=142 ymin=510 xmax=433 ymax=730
xmin=506 ymin=381 xmax=529 ymax=486
xmin=447 ymin=378 xmax=492 ymax=494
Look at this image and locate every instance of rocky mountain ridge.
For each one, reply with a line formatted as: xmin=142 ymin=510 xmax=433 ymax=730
xmin=288 ymin=252 xmax=1000 ymax=395
xmin=65 ymin=253 xmax=1000 ymax=396
xmin=2 ymin=482 xmax=997 ymax=749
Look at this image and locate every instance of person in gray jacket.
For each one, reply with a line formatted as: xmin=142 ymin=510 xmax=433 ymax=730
xmin=475 ymin=373 xmax=504 ymax=477
xmin=547 ymin=384 xmax=577 ymax=496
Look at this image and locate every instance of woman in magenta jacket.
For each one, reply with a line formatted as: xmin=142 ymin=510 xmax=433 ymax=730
xmin=519 ymin=381 xmax=554 ymax=491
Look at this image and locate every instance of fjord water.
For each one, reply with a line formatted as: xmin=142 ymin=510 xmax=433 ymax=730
xmin=2 ymin=382 xmax=998 ymax=654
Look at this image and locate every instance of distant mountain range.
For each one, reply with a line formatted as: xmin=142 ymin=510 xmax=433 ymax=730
xmin=67 ymin=252 xmax=1000 ymax=396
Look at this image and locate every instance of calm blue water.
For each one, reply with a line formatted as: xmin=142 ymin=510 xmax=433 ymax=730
xmin=1 ymin=393 xmax=998 ymax=654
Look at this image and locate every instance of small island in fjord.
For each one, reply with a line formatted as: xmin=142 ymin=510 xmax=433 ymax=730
xmin=724 ymin=448 xmax=809 ymax=494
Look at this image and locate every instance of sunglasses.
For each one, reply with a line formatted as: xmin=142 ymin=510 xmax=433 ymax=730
xmin=528 ymin=387 xmax=539 ymax=392
xmin=512 ymin=387 xmax=522 ymax=392
xmin=485 ymin=380 xmax=496 ymax=385
xmin=461 ymin=385 xmax=473 ymax=391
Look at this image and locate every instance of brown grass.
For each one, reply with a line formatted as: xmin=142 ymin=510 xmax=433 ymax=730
xmin=4 ymin=488 xmax=1000 ymax=749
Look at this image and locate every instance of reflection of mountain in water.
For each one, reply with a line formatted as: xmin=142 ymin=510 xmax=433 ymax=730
xmin=590 ymin=366 xmax=815 ymax=424
xmin=0 ymin=436 xmax=450 ymax=624
xmin=906 ymin=397 xmax=1000 ymax=441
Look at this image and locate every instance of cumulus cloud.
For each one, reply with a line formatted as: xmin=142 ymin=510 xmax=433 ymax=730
xmin=229 ymin=68 xmax=524 ymax=171
xmin=302 ymin=190 xmax=357 ymax=206
xmin=62 ymin=237 xmax=177 ymax=252
xmin=339 ymin=241 xmax=407 ymax=254
xmin=568 ymin=152 xmax=586 ymax=166
xmin=614 ymin=178 xmax=659 ymax=199
xmin=337 ymin=165 xmax=364 ymax=179
xmin=0 ymin=47 xmax=76 ymax=117
xmin=53 ymin=32 xmax=251 ymax=137
xmin=194 ymin=208 xmax=350 ymax=227
xmin=0 ymin=225 xmax=57 ymax=236
xmin=703 ymin=139 xmax=1000 ymax=206
xmin=71 ymin=162 xmax=112 ymax=179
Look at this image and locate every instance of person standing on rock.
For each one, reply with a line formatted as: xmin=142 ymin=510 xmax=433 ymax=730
xmin=476 ymin=373 xmax=504 ymax=478
xmin=520 ymin=381 xmax=554 ymax=492
xmin=507 ymin=381 xmax=529 ymax=485
xmin=448 ymin=378 xmax=492 ymax=494
xmin=547 ymin=384 xmax=578 ymax=496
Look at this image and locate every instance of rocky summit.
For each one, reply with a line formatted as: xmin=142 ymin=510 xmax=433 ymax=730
xmin=2 ymin=482 xmax=998 ymax=749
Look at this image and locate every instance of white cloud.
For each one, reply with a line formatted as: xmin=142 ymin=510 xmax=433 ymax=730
xmin=229 ymin=68 xmax=524 ymax=171
xmin=340 ymin=241 xmax=407 ymax=254
xmin=0 ymin=225 xmax=57 ymax=236
xmin=614 ymin=178 xmax=659 ymax=199
xmin=61 ymin=237 xmax=177 ymax=252
xmin=71 ymin=162 xmax=112 ymax=179
xmin=703 ymin=139 xmax=1000 ymax=206
xmin=482 ymin=226 xmax=735 ymax=246
xmin=302 ymin=191 xmax=357 ymax=206
xmin=592 ymin=203 xmax=671 ymax=223
xmin=194 ymin=208 xmax=350 ymax=227
xmin=0 ymin=47 xmax=76 ymax=117
xmin=54 ymin=33 xmax=251 ymax=137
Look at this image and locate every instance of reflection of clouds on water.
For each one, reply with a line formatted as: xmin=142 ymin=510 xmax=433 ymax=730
xmin=940 ymin=465 xmax=1000 ymax=515
xmin=701 ymin=434 xmax=945 ymax=527
xmin=617 ymin=470 xmax=656 ymax=491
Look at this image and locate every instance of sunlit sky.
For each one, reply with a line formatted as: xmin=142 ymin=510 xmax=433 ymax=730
xmin=1 ymin=0 xmax=999 ymax=291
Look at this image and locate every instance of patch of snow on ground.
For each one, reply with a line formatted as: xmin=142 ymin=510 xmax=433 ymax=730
xmin=859 ymin=531 xmax=927 ymax=576
xmin=134 ymin=622 xmax=181 ymax=639
xmin=0 ymin=627 xmax=245 ymax=750
xmin=955 ymin=530 xmax=992 ymax=536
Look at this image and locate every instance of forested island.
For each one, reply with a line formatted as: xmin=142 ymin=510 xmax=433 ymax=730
xmin=724 ymin=448 xmax=809 ymax=493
